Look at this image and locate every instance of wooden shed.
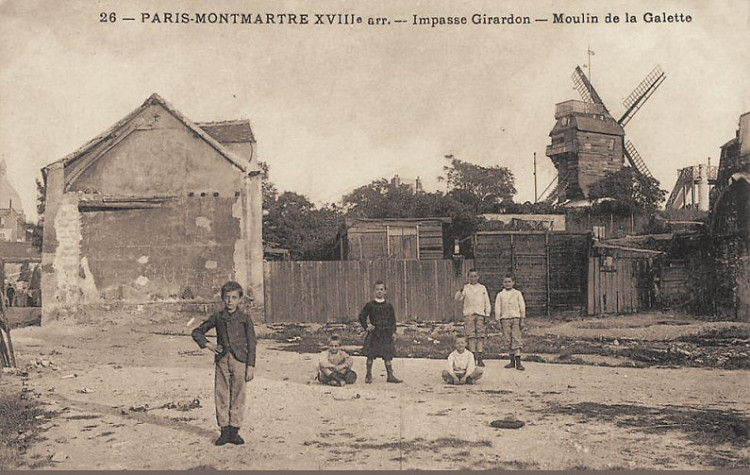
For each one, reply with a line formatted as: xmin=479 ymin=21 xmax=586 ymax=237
xmin=472 ymin=231 xmax=590 ymax=317
xmin=338 ymin=217 xmax=451 ymax=260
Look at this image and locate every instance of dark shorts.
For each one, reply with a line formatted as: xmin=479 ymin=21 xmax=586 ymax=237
xmin=363 ymin=331 xmax=396 ymax=359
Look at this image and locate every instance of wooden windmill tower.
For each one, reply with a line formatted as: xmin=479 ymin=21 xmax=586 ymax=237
xmin=543 ymin=65 xmax=666 ymax=204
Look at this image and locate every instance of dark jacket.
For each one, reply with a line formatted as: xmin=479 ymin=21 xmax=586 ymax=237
xmin=192 ymin=309 xmax=257 ymax=367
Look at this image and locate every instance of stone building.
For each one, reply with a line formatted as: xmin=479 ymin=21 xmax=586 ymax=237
xmin=710 ymin=111 xmax=750 ymax=319
xmin=41 ymin=94 xmax=263 ymax=321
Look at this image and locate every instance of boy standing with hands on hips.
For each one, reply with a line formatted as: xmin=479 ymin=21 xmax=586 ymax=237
xmin=192 ymin=281 xmax=257 ymax=446
xmin=494 ymin=274 xmax=527 ymax=371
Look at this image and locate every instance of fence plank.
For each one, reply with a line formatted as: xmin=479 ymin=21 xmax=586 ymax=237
xmin=263 ymin=259 xmax=473 ymax=323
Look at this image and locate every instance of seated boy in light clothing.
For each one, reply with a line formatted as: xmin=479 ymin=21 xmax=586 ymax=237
xmin=442 ymin=335 xmax=484 ymax=385
xmin=317 ymin=334 xmax=357 ymax=386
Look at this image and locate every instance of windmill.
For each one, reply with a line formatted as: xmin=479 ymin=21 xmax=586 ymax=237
xmin=542 ymin=64 xmax=666 ymax=204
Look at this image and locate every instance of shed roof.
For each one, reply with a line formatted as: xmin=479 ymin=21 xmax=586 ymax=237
xmin=0 ymin=242 xmax=41 ymax=262
xmin=344 ymin=217 xmax=452 ymax=229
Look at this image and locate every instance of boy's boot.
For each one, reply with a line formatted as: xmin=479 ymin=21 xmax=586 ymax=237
xmin=215 ymin=426 xmax=231 ymax=446
xmin=229 ymin=426 xmax=245 ymax=445
xmin=365 ymin=360 xmax=373 ymax=383
xmin=476 ymin=352 xmax=485 ymax=367
xmin=504 ymin=355 xmax=516 ymax=369
xmin=515 ymin=355 xmax=525 ymax=371
xmin=385 ymin=364 xmax=402 ymax=384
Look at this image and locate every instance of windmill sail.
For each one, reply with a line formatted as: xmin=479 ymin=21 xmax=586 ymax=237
xmin=619 ymin=66 xmax=666 ymax=127
xmin=624 ymin=140 xmax=654 ymax=180
xmin=571 ymin=66 xmax=607 ymax=110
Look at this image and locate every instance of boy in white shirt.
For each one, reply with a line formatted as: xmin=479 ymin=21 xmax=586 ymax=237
xmin=494 ymin=274 xmax=527 ymax=371
xmin=317 ymin=334 xmax=357 ymax=386
xmin=454 ymin=269 xmax=491 ymax=366
xmin=442 ymin=335 xmax=483 ymax=384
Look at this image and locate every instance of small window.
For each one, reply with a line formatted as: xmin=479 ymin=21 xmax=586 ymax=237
xmin=0 ymin=216 xmax=5 ymax=226
xmin=593 ymin=225 xmax=606 ymax=239
xmin=608 ymin=139 xmax=615 ymax=151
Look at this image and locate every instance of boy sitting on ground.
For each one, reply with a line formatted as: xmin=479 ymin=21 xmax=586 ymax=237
xmin=317 ymin=334 xmax=357 ymax=386
xmin=442 ymin=334 xmax=484 ymax=385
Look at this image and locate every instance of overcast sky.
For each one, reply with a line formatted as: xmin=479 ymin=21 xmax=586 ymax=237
xmin=1 ymin=0 xmax=748 ymax=220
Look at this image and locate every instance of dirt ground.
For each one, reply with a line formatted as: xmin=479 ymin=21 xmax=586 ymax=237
xmin=2 ymin=311 xmax=749 ymax=470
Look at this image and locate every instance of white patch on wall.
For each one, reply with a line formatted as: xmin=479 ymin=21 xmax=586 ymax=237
xmin=78 ymin=257 xmax=100 ymax=301
xmin=195 ymin=216 xmax=212 ymax=229
xmin=137 ymin=255 xmax=149 ymax=264
xmin=52 ymin=198 xmax=84 ymax=304
xmin=135 ymin=275 xmax=149 ymax=287
xmin=204 ymin=260 xmax=218 ymax=269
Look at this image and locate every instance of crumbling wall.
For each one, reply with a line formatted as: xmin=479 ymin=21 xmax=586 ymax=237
xmin=79 ymin=197 xmax=241 ymax=302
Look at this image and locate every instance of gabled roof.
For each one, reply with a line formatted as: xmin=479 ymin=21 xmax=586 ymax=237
xmin=197 ymin=120 xmax=255 ymax=144
xmin=43 ymin=93 xmax=251 ymax=182
xmin=573 ymin=116 xmax=624 ymax=136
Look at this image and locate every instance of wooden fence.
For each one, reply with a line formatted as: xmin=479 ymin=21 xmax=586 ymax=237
xmin=473 ymin=232 xmax=590 ymax=317
xmin=263 ymin=259 xmax=474 ymax=323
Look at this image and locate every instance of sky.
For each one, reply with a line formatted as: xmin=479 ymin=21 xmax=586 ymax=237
xmin=1 ymin=0 xmax=748 ymax=220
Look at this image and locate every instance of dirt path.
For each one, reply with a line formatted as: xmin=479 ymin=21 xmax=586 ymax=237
xmin=5 ymin=319 xmax=750 ymax=470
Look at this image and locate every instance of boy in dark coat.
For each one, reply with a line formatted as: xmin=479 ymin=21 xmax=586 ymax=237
xmin=192 ymin=281 xmax=256 ymax=446
xmin=358 ymin=280 xmax=402 ymax=384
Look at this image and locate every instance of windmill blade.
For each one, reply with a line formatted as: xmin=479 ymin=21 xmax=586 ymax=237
xmin=619 ymin=66 xmax=666 ymax=127
xmin=624 ymin=140 xmax=655 ymax=181
xmin=571 ymin=66 xmax=608 ymax=110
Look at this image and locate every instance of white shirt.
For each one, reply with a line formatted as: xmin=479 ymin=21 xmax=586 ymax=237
xmin=494 ymin=288 xmax=526 ymax=320
xmin=454 ymin=283 xmax=491 ymax=317
xmin=446 ymin=349 xmax=476 ymax=375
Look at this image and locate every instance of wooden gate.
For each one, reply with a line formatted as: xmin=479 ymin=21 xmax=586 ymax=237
xmin=588 ymin=245 xmax=655 ymax=315
xmin=473 ymin=232 xmax=589 ymax=317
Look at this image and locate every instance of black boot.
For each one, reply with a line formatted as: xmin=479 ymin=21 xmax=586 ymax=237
xmin=228 ymin=426 xmax=245 ymax=445
xmin=385 ymin=364 xmax=402 ymax=383
xmin=476 ymin=352 xmax=485 ymax=367
xmin=215 ymin=426 xmax=230 ymax=446
xmin=504 ymin=355 xmax=515 ymax=369
xmin=515 ymin=355 xmax=525 ymax=371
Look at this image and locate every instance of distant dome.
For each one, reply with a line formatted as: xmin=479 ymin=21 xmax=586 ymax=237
xmin=0 ymin=157 xmax=24 ymax=214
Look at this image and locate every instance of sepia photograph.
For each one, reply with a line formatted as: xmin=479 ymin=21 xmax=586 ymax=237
xmin=0 ymin=0 xmax=748 ymax=471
